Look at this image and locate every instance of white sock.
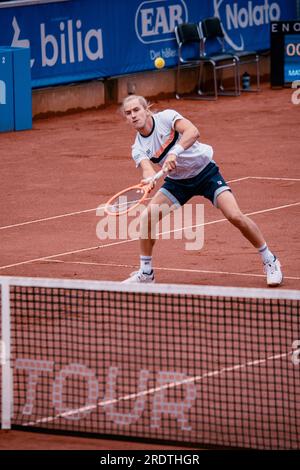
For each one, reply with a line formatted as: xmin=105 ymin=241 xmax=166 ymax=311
xmin=140 ymin=256 xmax=152 ymax=274
xmin=258 ymin=243 xmax=275 ymax=264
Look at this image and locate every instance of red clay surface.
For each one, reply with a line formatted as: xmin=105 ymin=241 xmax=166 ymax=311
xmin=0 ymin=85 xmax=299 ymax=288
xmin=0 ymin=84 xmax=299 ymax=449
xmin=0 ymin=430 xmax=193 ymax=450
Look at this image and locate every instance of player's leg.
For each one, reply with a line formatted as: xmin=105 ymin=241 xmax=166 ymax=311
xmin=122 ymin=191 xmax=176 ymax=283
xmin=216 ymin=190 xmax=264 ymax=247
xmin=140 ymin=190 xmax=175 ymax=254
xmin=216 ymin=190 xmax=283 ymax=286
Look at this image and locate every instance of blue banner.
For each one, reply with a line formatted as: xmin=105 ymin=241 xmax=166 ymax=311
xmin=284 ymin=34 xmax=300 ymax=81
xmin=0 ymin=0 xmax=297 ymax=88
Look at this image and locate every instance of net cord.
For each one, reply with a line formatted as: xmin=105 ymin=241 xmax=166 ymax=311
xmin=0 ymin=276 xmax=299 ymax=300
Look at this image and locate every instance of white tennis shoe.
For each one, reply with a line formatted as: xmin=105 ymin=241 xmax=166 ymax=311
xmin=264 ymin=257 xmax=283 ymax=287
xmin=122 ymin=270 xmax=155 ymax=283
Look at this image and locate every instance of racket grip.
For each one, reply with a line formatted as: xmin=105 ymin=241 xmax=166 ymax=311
xmin=143 ymin=168 xmax=167 ymax=184
xmin=152 ymin=167 xmax=168 ymax=182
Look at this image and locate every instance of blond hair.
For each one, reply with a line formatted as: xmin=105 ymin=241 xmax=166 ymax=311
xmin=121 ymin=95 xmax=152 ymax=114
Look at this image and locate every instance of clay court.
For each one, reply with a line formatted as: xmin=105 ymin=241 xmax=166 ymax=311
xmin=0 ymin=84 xmax=299 ymax=449
xmin=0 ymin=85 xmax=299 ymax=287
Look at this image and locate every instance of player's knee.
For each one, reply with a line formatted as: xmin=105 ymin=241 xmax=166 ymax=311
xmin=227 ymin=210 xmax=245 ymax=227
xmin=140 ymin=208 xmax=152 ymax=236
xmin=140 ymin=208 xmax=151 ymax=225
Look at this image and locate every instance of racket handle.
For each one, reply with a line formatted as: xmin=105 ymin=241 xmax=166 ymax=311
xmin=144 ymin=167 xmax=168 ymax=184
xmin=153 ymin=168 xmax=167 ymax=181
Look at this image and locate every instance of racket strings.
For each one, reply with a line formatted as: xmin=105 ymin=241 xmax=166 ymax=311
xmin=107 ymin=187 xmax=147 ymax=214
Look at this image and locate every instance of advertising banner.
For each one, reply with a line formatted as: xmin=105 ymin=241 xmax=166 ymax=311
xmin=0 ymin=0 xmax=296 ymax=87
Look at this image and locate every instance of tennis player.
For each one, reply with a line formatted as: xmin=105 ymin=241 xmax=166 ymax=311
xmin=122 ymin=95 xmax=283 ymax=287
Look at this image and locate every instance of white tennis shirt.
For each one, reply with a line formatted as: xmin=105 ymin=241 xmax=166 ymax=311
xmin=131 ymin=109 xmax=213 ymax=180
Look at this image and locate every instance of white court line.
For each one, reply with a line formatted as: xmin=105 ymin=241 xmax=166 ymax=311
xmin=47 ymin=259 xmax=300 ymax=281
xmin=0 ymin=176 xmax=247 ymax=231
xmin=1 ymin=176 xmax=299 ymax=231
xmin=227 ymin=176 xmax=250 ymax=183
xmin=23 ymin=350 xmax=292 ymax=426
xmin=0 ymin=201 xmax=299 ymax=272
xmin=249 ymin=177 xmax=300 ymax=182
xmin=0 ymin=207 xmax=97 ymax=231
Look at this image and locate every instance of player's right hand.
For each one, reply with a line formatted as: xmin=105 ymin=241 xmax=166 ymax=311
xmin=141 ymin=173 xmax=157 ymax=190
xmin=141 ymin=178 xmax=156 ymax=191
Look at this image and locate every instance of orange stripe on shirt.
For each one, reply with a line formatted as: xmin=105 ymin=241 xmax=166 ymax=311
xmin=155 ymin=130 xmax=176 ymax=158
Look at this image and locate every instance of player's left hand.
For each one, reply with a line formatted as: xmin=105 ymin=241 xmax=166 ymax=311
xmin=163 ymin=153 xmax=177 ymax=172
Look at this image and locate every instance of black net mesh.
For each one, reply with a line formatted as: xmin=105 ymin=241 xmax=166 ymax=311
xmin=1 ymin=282 xmax=299 ymax=449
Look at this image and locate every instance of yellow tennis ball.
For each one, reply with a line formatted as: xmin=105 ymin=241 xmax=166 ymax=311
xmin=154 ymin=57 xmax=165 ymax=69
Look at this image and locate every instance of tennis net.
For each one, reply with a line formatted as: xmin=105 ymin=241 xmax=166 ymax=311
xmin=1 ymin=276 xmax=299 ymax=449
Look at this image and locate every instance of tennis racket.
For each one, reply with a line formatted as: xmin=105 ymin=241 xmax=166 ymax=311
xmin=104 ymin=169 xmax=166 ymax=216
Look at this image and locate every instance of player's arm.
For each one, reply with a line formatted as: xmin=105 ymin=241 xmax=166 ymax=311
xmin=163 ymin=118 xmax=200 ymax=171
xmin=174 ymin=118 xmax=200 ymax=149
xmin=139 ymin=159 xmax=157 ymax=188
